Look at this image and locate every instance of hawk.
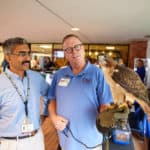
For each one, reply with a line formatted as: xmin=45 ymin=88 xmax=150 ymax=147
xmin=96 ymin=57 xmax=150 ymax=133
xmin=100 ymin=57 xmax=150 ymax=113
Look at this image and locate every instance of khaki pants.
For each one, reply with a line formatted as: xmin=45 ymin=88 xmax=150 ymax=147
xmin=0 ymin=128 xmax=44 ymax=150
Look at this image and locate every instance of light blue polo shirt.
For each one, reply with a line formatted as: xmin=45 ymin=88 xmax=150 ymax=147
xmin=48 ymin=62 xmax=113 ymax=150
xmin=0 ymin=68 xmax=49 ymax=137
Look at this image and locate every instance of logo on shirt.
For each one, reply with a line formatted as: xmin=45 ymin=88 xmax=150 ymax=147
xmin=82 ymin=77 xmax=92 ymax=83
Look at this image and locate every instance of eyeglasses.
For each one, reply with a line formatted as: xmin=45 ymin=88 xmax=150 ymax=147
xmin=63 ymin=43 xmax=83 ymax=54
xmin=11 ymin=51 xmax=31 ymax=57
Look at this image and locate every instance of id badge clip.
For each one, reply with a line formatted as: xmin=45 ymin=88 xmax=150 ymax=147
xmin=58 ymin=78 xmax=70 ymax=87
xmin=21 ymin=118 xmax=34 ymax=134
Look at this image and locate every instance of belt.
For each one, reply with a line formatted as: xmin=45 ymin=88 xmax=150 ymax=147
xmin=2 ymin=130 xmax=38 ymax=140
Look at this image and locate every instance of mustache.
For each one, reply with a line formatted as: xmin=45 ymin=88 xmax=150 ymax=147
xmin=22 ymin=61 xmax=30 ymax=65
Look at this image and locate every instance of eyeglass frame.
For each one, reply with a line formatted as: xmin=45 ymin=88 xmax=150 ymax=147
xmin=10 ymin=51 xmax=32 ymax=57
xmin=63 ymin=43 xmax=83 ymax=54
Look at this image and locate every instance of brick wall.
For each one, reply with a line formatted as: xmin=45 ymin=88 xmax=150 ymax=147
xmin=128 ymin=41 xmax=147 ymax=68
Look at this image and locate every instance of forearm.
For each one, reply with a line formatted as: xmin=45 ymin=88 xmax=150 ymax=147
xmin=48 ymin=99 xmax=57 ymax=119
xmin=99 ymin=104 xmax=111 ymax=112
xmin=48 ymin=99 xmax=68 ymax=131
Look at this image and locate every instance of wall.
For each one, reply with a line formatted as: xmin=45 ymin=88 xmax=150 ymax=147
xmin=128 ymin=41 xmax=147 ymax=68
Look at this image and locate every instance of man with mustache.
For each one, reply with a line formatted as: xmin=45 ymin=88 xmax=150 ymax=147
xmin=0 ymin=37 xmax=49 ymax=150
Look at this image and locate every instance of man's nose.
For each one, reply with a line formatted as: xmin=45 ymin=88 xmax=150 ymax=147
xmin=24 ymin=54 xmax=31 ymax=61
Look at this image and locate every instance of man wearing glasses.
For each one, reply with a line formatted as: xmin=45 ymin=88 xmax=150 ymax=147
xmin=48 ymin=34 xmax=113 ymax=150
xmin=0 ymin=37 xmax=49 ymax=150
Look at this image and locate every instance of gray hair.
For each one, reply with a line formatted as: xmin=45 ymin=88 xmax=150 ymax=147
xmin=2 ymin=37 xmax=29 ymax=55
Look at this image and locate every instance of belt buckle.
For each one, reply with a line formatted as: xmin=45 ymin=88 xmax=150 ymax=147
xmin=2 ymin=129 xmax=38 ymax=140
xmin=28 ymin=132 xmax=32 ymax=136
xmin=23 ymin=129 xmax=37 ymax=138
xmin=30 ymin=129 xmax=37 ymax=136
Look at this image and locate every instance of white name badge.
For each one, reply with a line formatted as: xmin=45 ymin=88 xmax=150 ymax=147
xmin=21 ymin=123 xmax=34 ymax=133
xmin=58 ymin=78 xmax=70 ymax=87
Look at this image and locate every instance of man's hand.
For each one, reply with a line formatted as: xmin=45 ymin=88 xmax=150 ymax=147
xmin=49 ymin=100 xmax=68 ymax=131
xmin=51 ymin=114 xmax=68 ymax=131
xmin=97 ymin=103 xmax=129 ymax=133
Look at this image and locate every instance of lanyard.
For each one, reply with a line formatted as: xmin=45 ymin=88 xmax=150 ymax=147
xmin=63 ymin=125 xmax=102 ymax=149
xmin=5 ymin=72 xmax=30 ymax=117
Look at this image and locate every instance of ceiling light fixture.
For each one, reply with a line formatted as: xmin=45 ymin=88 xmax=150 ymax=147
xmin=89 ymin=51 xmax=92 ymax=55
xmin=71 ymin=27 xmax=80 ymax=31
xmin=35 ymin=0 xmax=90 ymax=41
xmin=108 ymin=52 xmax=112 ymax=56
xmin=95 ymin=51 xmax=99 ymax=56
xmin=106 ymin=46 xmax=115 ymax=50
xmin=40 ymin=45 xmax=52 ymax=49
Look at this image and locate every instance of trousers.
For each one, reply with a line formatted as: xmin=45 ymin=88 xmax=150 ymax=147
xmin=0 ymin=128 xmax=44 ymax=150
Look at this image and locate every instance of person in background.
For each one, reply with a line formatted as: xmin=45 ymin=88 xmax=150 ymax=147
xmin=136 ymin=59 xmax=146 ymax=83
xmin=48 ymin=34 xmax=113 ymax=150
xmin=43 ymin=56 xmax=56 ymax=71
xmin=30 ymin=55 xmax=39 ymax=70
xmin=0 ymin=37 xmax=49 ymax=150
xmin=1 ymin=58 xmax=9 ymax=72
xmin=130 ymin=58 xmax=149 ymax=150
xmin=117 ymin=58 xmax=125 ymax=67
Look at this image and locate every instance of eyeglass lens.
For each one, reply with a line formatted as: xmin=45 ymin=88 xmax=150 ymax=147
xmin=64 ymin=44 xmax=82 ymax=53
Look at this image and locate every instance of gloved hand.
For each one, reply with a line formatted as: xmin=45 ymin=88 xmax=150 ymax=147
xmin=96 ymin=103 xmax=130 ymax=134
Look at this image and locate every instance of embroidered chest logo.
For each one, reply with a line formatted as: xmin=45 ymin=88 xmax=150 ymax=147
xmin=82 ymin=78 xmax=92 ymax=83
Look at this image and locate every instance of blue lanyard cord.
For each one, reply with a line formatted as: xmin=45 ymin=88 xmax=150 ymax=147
xmin=5 ymin=72 xmax=30 ymax=117
xmin=63 ymin=126 xmax=103 ymax=149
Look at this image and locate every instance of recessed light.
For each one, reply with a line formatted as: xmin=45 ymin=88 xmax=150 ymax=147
xmin=40 ymin=45 xmax=52 ymax=49
xmin=71 ymin=27 xmax=80 ymax=31
xmin=106 ymin=46 xmax=115 ymax=50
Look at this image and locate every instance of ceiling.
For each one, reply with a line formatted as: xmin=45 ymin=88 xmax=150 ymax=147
xmin=0 ymin=0 xmax=150 ymax=44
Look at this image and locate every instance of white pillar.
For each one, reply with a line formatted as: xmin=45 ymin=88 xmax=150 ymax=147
xmin=146 ymin=40 xmax=150 ymax=58
xmin=146 ymin=40 xmax=150 ymax=88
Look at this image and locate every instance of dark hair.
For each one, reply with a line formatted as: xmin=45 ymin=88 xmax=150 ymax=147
xmin=138 ymin=59 xmax=144 ymax=63
xmin=2 ymin=37 xmax=28 ymax=55
xmin=137 ymin=59 xmax=144 ymax=65
xmin=62 ymin=34 xmax=81 ymax=44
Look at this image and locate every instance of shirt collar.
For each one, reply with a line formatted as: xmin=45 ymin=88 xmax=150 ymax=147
xmin=64 ymin=61 xmax=91 ymax=77
xmin=5 ymin=68 xmax=27 ymax=80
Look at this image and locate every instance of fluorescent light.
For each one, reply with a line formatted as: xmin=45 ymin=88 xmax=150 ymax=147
xmin=106 ymin=46 xmax=115 ymax=50
xmin=40 ymin=45 xmax=52 ymax=49
xmin=71 ymin=27 xmax=80 ymax=31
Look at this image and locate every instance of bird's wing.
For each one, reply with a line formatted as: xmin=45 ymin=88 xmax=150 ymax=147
xmin=112 ymin=65 xmax=150 ymax=105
